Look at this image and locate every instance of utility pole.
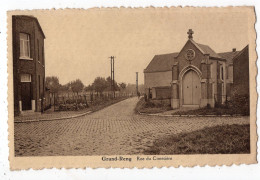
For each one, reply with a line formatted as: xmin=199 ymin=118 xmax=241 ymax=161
xmin=109 ymin=56 xmax=115 ymax=98
xmin=113 ymin=56 xmax=115 ymax=98
xmin=136 ymin=72 xmax=138 ymax=96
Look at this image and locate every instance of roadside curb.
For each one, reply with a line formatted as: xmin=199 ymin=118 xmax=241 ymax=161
xmin=14 ymin=97 xmax=133 ymax=123
xmin=14 ymin=111 xmax=92 ymax=123
xmin=137 ymin=111 xmax=244 ymax=117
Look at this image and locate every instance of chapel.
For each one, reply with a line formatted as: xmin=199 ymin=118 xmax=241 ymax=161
xmin=144 ymin=29 xmax=249 ymax=108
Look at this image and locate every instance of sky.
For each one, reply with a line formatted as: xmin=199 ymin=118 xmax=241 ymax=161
xmin=10 ymin=8 xmax=249 ymax=86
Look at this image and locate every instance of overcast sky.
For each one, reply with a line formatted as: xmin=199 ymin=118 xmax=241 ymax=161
xmin=12 ymin=8 xmax=249 ymax=86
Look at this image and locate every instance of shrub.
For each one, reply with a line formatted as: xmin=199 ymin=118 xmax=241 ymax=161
xmin=227 ymin=94 xmax=249 ymax=115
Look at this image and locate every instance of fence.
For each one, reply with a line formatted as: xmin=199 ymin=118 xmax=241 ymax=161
xmin=48 ymin=91 xmax=135 ymax=111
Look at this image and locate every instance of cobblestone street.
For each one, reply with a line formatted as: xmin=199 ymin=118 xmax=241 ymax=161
xmin=14 ymin=97 xmax=250 ymax=156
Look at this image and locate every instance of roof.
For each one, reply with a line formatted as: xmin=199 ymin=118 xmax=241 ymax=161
xmin=144 ymin=39 xmax=247 ymax=73
xmin=190 ymin=39 xmax=222 ymax=59
xmin=233 ymin=45 xmax=249 ymax=60
xmin=218 ymin=51 xmax=241 ymax=64
xmin=13 ymin=15 xmax=46 ymax=38
xmin=144 ymin=52 xmax=178 ymax=73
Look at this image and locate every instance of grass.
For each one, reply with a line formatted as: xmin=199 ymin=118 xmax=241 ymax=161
xmin=15 ymin=97 xmax=129 ymax=122
xmin=172 ymin=106 xmax=248 ymax=116
xmin=89 ymin=96 xmax=129 ymax=112
xmin=144 ymin=124 xmax=250 ymax=154
xmin=135 ymin=97 xmax=172 ymax=114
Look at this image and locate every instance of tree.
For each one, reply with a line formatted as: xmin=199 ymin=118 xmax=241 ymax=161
xmin=119 ymin=82 xmax=126 ymax=90
xmin=92 ymin=77 xmax=108 ymax=95
xmin=70 ymin=79 xmax=84 ymax=95
xmin=85 ymin=84 xmax=94 ymax=92
xmin=45 ymin=76 xmax=61 ymax=93
xmin=106 ymin=76 xmax=119 ymax=91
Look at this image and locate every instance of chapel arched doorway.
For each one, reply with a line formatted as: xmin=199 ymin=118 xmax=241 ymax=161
xmin=182 ymin=70 xmax=201 ymax=105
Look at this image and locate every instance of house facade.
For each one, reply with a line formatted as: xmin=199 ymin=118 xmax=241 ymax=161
xmin=144 ymin=29 xmax=249 ymax=109
xmin=12 ymin=15 xmax=46 ymax=116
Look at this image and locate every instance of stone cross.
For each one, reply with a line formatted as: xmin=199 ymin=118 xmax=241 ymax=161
xmin=187 ymin=29 xmax=194 ymax=39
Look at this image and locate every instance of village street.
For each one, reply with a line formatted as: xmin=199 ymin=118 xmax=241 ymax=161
xmin=14 ymin=97 xmax=249 ymax=156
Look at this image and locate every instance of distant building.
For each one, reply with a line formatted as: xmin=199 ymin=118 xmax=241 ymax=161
xmin=144 ymin=29 xmax=249 ymax=108
xmin=12 ymin=15 xmax=46 ymax=116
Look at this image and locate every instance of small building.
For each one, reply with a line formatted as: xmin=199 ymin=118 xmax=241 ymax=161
xmin=144 ymin=53 xmax=178 ymax=99
xmin=12 ymin=15 xmax=46 ymax=116
xmin=144 ymin=29 xmax=249 ymax=109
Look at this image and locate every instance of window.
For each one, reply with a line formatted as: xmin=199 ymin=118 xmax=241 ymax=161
xmin=20 ymin=74 xmax=31 ymax=82
xmin=38 ymin=75 xmax=41 ymax=98
xmin=210 ymin=64 xmax=214 ymax=79
xmin=228 ymin=65 xmax=233 ymax=81
xmin=19 ymin=33 xmax=30 ymax=59
xmin=220 ymin=65 xmax=224 ymax=81
xmin=37 ymin=39 xmax=40 ymax=62
xmin=42 ymin=46 xmax=45 ymax=66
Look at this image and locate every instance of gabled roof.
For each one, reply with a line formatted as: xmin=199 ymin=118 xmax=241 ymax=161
xmin=174 ymin=39 xmax=224 ymax=60
xmin=190 ymin=39 xmax=223 ymax=59
xmin=13 ymin=15 xmax=46 ymax=38
xmin=144 ymin=39 xmax=247 ymax=73
xmin=218 ymin=51 xmax=241 ymax=64
xmin=232 ymin=45 xmax=249 ymax=61
xmin=144 ymin=53 xmax=178 ymax=73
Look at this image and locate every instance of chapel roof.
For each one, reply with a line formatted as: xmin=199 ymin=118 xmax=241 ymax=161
xmin=144 ymin=29 xmax=246 ymax=73
xmin=143 ymin=52 xmax=179 ymax=73
xmin=144 ymin=48 xmax=243 ymax=73
xmin=196 ymin=42 xmax=222 ymax=59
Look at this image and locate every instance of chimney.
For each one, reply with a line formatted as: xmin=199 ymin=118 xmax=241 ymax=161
xmin=232 ymin=48 xmax=236 ymax=52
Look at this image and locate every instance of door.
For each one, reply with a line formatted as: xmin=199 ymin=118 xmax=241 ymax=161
xmin=182 ymin=70 xmax=201 ymax=105
xmin=21 ymin=82 xmax=31 ymax=110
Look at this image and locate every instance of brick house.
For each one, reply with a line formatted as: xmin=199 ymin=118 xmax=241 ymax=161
xmin=12 ymin=15 xmax=46 ymax=116
xmin=232 ymin=45 xmax=249 ymax=97
xmin=144 ymin=29 xmax=249 ymax=108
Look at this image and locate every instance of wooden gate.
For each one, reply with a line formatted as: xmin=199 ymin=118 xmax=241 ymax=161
xmin=182 ymin=70 xmax=201 ymax=105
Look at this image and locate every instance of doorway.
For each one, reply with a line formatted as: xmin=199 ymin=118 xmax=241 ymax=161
xmin=21 ymin=82 xmax=32 ymax=110
xmin=182 ymin=70 xmax=201 ymax=105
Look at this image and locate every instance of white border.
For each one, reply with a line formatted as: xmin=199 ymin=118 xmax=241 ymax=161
xmin=0 ymin=0 xmax=259 ymax=179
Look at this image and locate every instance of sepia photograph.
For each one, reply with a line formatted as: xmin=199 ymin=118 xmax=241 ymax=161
xmin=7 ymin=7 xmax=257 ymax=169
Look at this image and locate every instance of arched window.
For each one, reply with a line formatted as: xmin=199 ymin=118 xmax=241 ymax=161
xmin=220 ymin=65 xmax=224 ymax=81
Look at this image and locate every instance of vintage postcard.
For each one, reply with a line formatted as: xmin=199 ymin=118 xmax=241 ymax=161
xmin=8 ymin=7 xmax=257 ymax=169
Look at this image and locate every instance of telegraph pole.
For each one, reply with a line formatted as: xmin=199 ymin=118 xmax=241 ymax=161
xmin=136 ymin=72 xmax=138 ymax=96
xmin=109 ymin=56 xmax=115 ymax=98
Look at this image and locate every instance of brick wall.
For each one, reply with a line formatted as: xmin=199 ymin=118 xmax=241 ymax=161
xmin=233 ymin=46 xmax=249 ymax=96
xmin=12 ymin=16 xmax=45 ymax=115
